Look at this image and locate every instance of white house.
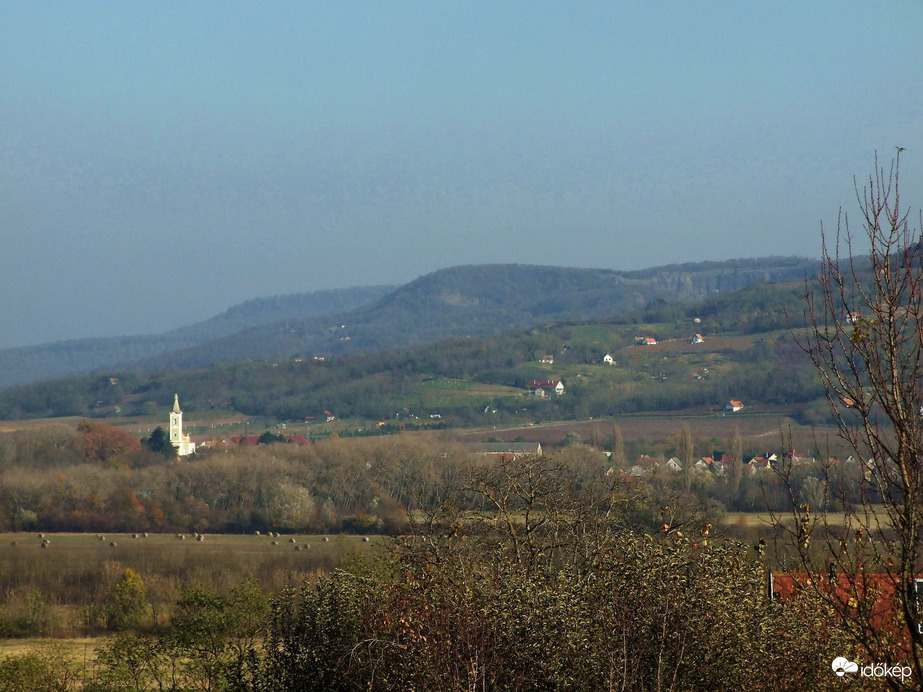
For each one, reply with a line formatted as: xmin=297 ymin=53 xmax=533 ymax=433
xmin=602 ymin=354 xmax=614 ymax=364
xmin=169 ymin=393 xmax=196 ymax=456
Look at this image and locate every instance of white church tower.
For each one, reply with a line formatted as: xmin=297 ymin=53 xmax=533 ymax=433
xmin=169 ymin=393 xmax=196 ymax=456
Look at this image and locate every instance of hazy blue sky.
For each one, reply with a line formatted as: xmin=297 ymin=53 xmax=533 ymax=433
xmin=1 ymin=2 xmax=921 ymax=349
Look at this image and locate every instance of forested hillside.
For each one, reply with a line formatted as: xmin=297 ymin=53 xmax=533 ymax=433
xmin=0 ymin=258 xmax=817 ymax=390
xmin=0 ymin=276 xmax=828 ymax=425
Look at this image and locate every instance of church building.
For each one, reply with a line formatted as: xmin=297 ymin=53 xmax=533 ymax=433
xmin=169 ymin=393 xmax=197 ymax=456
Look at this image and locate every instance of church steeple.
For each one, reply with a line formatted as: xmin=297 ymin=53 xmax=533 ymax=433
xmin=169 ymin=393 xmax=196 ymax=456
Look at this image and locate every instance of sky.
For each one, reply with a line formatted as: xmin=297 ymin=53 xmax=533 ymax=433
xmin=1 ymin=2 xmax=922 ymax=349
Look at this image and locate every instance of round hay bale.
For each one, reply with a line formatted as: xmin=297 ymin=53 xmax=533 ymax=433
xmin=271 ymin=541 xmax=278 ymax=546
xmin=254 ymin=531 xmax=261 ymax=536
xmin=323 ymin=536 xmax=330 ymax=542
xmin=294 ymin=545 xmax=301 ymax=551
xmin=98 ymin=535 xmax=105 ymax=541
xmin=110 ymin=542 xmax=117 ymax=547
xmin=132 ymin=533 xmax=138 ymax=538
xmin=362 ymin=536 xmax=370 ymax=543
xmin=38 ymin=533 xmax=44 ymax=539
xmin=196 ymin=535 xmax=204 ymax=542
xmin=142 ymin=533 xmax=148 ymax=538
xmin=288 ymin=537 xmax=296 ymax=544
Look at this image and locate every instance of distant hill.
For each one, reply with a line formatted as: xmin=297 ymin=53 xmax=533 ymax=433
xmin=0 ymin=285 xmax=395 ymax=389
xmin=134 ymin=258 xmax=820 ymax=370
xmin=0 ymin=269 xmax=826 ymax=424
xmin=0 ymin=258 xmax=819 ymax=390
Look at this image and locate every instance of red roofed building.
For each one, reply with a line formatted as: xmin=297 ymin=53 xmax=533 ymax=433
xmin=529 ymin=378 xmax=564 ymax=395
xmin=771 ymin=571 xmax=923 ymax=644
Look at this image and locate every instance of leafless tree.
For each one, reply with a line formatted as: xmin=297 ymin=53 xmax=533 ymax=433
xmin=788 ymin=150 xmax=923 ymax=687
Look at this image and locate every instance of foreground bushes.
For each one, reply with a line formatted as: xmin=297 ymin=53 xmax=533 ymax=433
xmin=243 ymin=537 xmax=852 ymax=692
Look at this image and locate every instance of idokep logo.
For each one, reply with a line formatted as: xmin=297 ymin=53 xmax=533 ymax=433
xmin=831 ymin=657 xmax=858 ymax=677
xmin=831 ymin=657 xmax=912 ymax=682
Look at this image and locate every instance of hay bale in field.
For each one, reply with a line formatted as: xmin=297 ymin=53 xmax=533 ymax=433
xmin=41 ymin=539 xmax=49 ymax=547
xmin=142 ymin=533 xmax=148 ymax=538
xmin=254 ymin=530 xmax=261 ymax=535
xmin=271 ymin=541 xmax=278 ymax=546
xmin=98 ymin=535 xmax=105 ymax=541
xmin=361 ymin=536 xmax=370 ymax=543
xmin=38 ymin=533 xmax=44 ymax=539
xmin=177 ymin=534 xmax=185 ymax=540
xmin=288 ymin=537 xmax=296 ymax=543
xmin=132 ymin=533 xmax=138 ymax=538
xmin=323 ymin=536 xmax=330 ymax=542
xmin=196 ymin=535 xmax=204 ymax=542
xmin=110 ymin=542 xmax=117 ymax=547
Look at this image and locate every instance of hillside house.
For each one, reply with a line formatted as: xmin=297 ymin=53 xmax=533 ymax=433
xmin=539 ymin=355 xmax=554 ymax=364
xmin=691 ymin=334 xmax=704 ymax=344
xmin=725 ymin=400 xmax=745 ymax=412
xmin=602 ymin=353 xmax=614 ymax=364
xmin=636 ymin=336 xmax=658 ymax=346
xmin=664 ymin=457 xmax=683 ymax=473
xmin=529 ymin=378 xmax=564 ymax=396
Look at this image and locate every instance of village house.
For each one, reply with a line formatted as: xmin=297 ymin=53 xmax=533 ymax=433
xmin=539 ymin=355 xmax=554 ymax=364
xmin=747 ymin=454 xmax=776 ymax=474
xmin=691 ymin=334 xmax=704 ymax=344
xmin=529 ymin=378 xmax=564 ymax=396
xmin=725 ymin=400 xmax=745 ymax=412
xmin=635 ymin=336 xmax=658 ymax=346
xmin=664 ymin=457 xmax=683 ymax=473
xmin=602 ymin=353 xmax=614 ymax=364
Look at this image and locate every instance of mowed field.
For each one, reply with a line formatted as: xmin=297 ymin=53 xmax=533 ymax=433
xmin=0 ymin=531 xmax=385 ymax=640
xmin=0 ymin=531 xmax=383 ymax=581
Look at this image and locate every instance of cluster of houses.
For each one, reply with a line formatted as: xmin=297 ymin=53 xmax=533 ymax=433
xmin=622 ymin=449 xmax=866 ymax=478
xmin=632 ymin=334 xmax=705 ymax=347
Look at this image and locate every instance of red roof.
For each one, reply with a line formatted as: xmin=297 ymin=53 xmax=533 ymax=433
xmin=772 ymin=571 xmax=921 ymax=643
xmin=529 ymin=378 xmax=561 ymax=389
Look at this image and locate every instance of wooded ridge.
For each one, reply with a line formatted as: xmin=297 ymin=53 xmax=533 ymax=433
xmin=0 ymin=258 xmax=817 ymax=390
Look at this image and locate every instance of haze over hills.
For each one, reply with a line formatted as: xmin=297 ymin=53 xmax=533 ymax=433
xmin=0 ymin=258 xmax=819 ymax=390
xmin=0 ymin=285 xmax=396 ymax=390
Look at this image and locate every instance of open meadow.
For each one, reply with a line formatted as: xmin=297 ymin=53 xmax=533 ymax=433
xmin=0 ymin=531 xmax=383 ymax=639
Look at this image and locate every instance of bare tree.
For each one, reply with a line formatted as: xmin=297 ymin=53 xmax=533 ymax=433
xmin=680 ymin=423 xmax=694 ymax=493
xmin=790 ymin=150 xmax=923 ymax=686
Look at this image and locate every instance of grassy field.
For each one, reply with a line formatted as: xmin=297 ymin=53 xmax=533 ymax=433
xmin=0 ymin=532 xmax=385 ymax=638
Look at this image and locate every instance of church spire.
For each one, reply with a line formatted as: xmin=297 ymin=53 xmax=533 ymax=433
xmin=173 ymin=393 xmax=181 ymax=413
